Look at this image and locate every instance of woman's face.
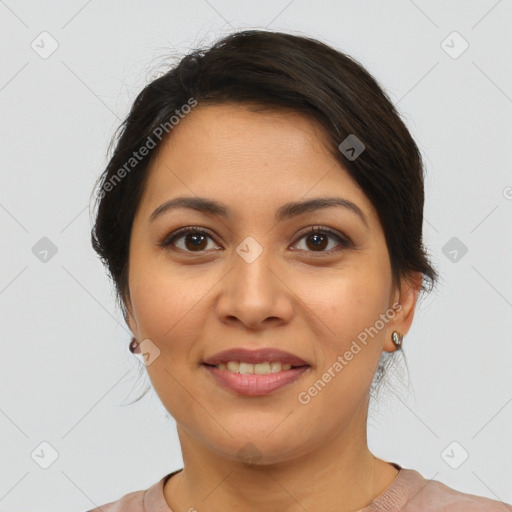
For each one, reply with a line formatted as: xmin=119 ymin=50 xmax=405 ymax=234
xmin=126 ymin=103 xmax=419 ymax=463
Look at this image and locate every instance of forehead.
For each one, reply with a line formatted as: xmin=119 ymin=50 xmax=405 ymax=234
xmin=163 ymin=102 xmax=331 ymax=161
xmin=138 ymin=103 xmax=377 ymax=225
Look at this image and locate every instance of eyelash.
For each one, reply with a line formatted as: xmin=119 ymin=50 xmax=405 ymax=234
xmin=158 ymin=225 xmax=352 ymax=256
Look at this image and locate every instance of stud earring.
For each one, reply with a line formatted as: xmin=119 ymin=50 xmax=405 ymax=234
xmin=391 ymin=331 xmax=403 ymax=349
xmin=129 ymin=337 xmax=141 ymax=354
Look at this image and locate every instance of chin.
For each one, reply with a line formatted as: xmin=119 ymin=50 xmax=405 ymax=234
xmin=200 ymin=429 xmax=312 ymax=467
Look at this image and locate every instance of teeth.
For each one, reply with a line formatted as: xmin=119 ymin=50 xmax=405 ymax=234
xmin=270 ymin=361 xmax=282 ymax=373
xmin=226 ymin=361 xmax=239 ymax=372
xmin=215 ymin=361 xmax=293 ymax=373
xmin=254 ymin=362 xmax=270 ymax=374
xmin=239 ymin=362 xmax=254 ymax=375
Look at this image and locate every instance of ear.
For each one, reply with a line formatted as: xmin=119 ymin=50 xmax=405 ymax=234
xmin=123 ymin=290 xmax=140 ymax=339
xmin=383 ymin=272 xmax=423 ymax=353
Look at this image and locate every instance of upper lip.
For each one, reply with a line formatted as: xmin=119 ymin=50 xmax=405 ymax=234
xmin=203 ymin=348 xmax=309 ymax=367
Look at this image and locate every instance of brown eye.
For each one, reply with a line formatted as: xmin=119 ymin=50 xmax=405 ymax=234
xmin=159 ymin=228 xmax=219 ymax=252
xmin=294 ymin=227 xmax=351 ymax=254
xmin=181 ymin=232 xmax=209 ymax=251
xmin=159 ymin=225 xmax=351 ymax=256
xmin=305 ymin=232 xmax=329 ymax=251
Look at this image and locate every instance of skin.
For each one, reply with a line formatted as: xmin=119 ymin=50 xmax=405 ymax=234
xmin=125 ymin=103 xmax=422 ymax=512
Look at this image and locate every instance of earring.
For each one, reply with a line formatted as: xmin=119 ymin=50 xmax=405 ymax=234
xmin=391 ymin=331 xmax=403 ymax=349
xmin=129 ymin=337 xmax=141 ymax=354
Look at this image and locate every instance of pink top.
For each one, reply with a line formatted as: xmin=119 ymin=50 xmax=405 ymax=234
xmin=87 ymin=463 xmax=512 ymax=511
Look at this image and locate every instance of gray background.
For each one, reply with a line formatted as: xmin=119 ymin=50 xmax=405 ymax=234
xmin=1 ymin=0 xmax=511 ymax=510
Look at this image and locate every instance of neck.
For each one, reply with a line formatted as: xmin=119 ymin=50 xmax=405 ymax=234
xmin=164 ymin=405 xmax=398 ymax=512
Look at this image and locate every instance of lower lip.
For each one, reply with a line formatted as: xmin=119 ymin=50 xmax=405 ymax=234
xmin=202 ymin=364 xmax=310 ymax=396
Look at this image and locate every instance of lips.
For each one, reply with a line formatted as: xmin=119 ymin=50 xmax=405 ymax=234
xmin=202 ymin=348 xmax=309 ymax=367
xmin=203 ymin=364 xmax=310 ymax=396
xmin=201 ymin=347 xmax=311 ymax=396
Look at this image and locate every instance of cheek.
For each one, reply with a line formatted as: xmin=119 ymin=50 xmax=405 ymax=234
xmin=304 ymin=263 xmax=389 ymax=327
xmin=128 ymin=257 xmax=220 ymax=370
xmin=301 ymin=288 xmax=388 ymax=417
xmin=128 ymin=263 xmax=201 ymax=415
xmin=128 ymin=252 xmax=191 ymax=342
xmin=303 ymin=265 xmax=391 ymax=369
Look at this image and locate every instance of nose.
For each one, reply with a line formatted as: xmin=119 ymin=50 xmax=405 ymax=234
xmin=215 ymin=244 xmax=294 ymax=331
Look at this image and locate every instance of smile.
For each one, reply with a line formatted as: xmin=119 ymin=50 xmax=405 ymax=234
xmin=201 ymin=363 xmax=310 ymax=396
xmin=213 ymin=361 xmax=293 ymax=374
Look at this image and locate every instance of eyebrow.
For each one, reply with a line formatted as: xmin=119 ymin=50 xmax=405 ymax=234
xmin=149 ymin=196 xmax=368 ymax=228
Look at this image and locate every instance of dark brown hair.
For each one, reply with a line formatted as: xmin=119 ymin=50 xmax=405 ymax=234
xmin=91 ymin=29 xmax=438 ymax=400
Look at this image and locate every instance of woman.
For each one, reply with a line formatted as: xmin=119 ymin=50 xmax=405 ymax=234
xmin=88 ymin=30 xmax=511 ymax=511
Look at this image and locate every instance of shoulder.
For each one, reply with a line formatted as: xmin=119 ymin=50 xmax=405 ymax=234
xmin=398 ymin=469 xmax=512 ymax=512
xmin=83 ymin=469 xmax=181 ymax=512
xmin=420 ymin=478 xmax=512 ymax=512
xmin=84 ymin=489 xmax=146 ymax=512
